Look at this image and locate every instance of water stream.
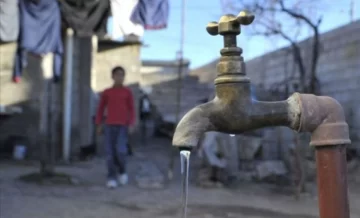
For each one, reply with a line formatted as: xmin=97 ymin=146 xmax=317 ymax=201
xmin=180 ymin=150 xmax=191 ymax=218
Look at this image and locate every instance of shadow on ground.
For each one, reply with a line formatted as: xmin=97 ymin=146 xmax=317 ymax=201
xmin=159 ymin=204 xmax=317 ymax=218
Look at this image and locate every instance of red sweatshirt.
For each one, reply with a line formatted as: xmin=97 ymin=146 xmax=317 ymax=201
xmin=95 ymin=86 xmax=135 ymax=126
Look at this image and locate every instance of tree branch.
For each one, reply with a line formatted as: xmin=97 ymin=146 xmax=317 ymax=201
xmin=232 ymin=0 xmax=323 ymax=93
xmin=279 ymin=0 xmax=322 ymax=29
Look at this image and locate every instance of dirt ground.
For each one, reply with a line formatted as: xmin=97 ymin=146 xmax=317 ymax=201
xmin=1 ymin=138 xmax=360 ymax=218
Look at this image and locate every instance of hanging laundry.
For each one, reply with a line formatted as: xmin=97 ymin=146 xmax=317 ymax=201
xmin=109 ymin=0 xmax=144 ymax=40
xmin=13 ymin=0 xmax=63 ymax=83
xmin=131 ymin=0 xmax=169 ymax=30
xmin=58 ymin=0 xmax=110 ymax=37
xmin=0 ymin=0 xmax=19 ymax=42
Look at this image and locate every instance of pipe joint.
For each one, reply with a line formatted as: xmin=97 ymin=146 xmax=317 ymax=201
xmin=294 ymin=93 xmax=351 ymax=146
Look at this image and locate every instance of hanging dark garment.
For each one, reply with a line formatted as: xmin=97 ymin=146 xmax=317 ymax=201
xmin=0 ymin=0 xmax=19 ymax=42
xmin=58 ymin=0 xmax=110 ymax=37
xmin=131 ymin=0 xmax=169 ymax=30
xmin=12 ymin=0 xmax=63 ymax=83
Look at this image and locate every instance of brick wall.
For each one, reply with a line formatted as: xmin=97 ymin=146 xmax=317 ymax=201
xmin=149 ymin=75 xmax=212 ymax=122
xmin=245 ymin=20 xmax=360 ymax=152
xmin=138 ymin=60 xmax=211 ymax=122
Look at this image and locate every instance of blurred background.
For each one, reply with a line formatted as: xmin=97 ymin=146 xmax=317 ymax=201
xmin=0 ymin=0 xmax=359 ymax=218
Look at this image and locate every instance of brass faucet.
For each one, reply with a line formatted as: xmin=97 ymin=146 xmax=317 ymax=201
xmin=172 ymin=11 xmax=351 ymax=218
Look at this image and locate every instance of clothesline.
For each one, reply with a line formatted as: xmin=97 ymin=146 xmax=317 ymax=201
xmin=0 ymin=0 xmax=169 ymax=83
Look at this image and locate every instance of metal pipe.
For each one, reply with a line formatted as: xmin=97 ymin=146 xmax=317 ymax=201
xmin=175 ymin=0 xmax=186 ymax=124
xmin=62 ymin=28 xmax=74 ymax=162
xmin=295 ymin=93 xmax=351 ymax=218
xmin=223 ymin=35 xmax=237 ymax=47
xmin=315 ymin=145 xmax=350 ymax=218
xmin=172 ymin=11 xmax=351 ymax=218
xmin=168 ymin=0 xmax=186 ymax=180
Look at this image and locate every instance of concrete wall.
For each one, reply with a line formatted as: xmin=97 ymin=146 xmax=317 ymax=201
xmin=140 ymin=60 xmax=190 ymax=87
xmin=149 ymin=75 xmax=212 ymax=122
xmin=95 ymin=41 xmax=142 ymax=126
xmin=0 ymin=40 xmax=142 ymax=159
xmin=67 ymin=36 xmax=98 ymax=155
xmin=137 ymin=60 xmax=211 ymax=122
xmin=245 ymin=20 xmax=360 ymax=153
xmin=0 ymin=43 xmax=61 ymax=158
xmin=0 ymin=43 xmax=28 ymax=106
xmin=95 ymin=41 xmax=142 ymax=92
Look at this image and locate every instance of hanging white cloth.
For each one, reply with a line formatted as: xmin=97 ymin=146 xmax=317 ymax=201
xmin=0 ymin=0 xmax=19 ymax=42
xmin=110 ymin=0 xmax=144 ymax=39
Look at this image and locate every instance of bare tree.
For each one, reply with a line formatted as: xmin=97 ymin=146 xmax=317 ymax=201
xmin=227 ymin=0 xmax=323 ymax=94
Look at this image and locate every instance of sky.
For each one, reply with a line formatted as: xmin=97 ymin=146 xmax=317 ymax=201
xmin=140 ymin=0 xmax=360 ymax=69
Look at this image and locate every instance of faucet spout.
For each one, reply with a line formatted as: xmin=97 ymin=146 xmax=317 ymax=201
xmin=172 ymin=102 xmax=217 ymax=148
xmin=172 ymin=93 xmax=302 ymax=149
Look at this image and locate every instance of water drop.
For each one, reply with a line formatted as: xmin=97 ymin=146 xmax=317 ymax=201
xmin=180 ymin=150 xmax=191 ymax=218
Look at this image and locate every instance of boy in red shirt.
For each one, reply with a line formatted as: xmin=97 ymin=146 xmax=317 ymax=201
xmin=95 ymin=66 xmax=135 ymax=188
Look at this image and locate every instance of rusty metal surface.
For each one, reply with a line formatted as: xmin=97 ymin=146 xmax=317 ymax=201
xmin=296 ymin=93 xmax=351 ymax=146
xmin=315 ymin=145 xmax=350 ymax=218
xmin=172 ymin=10 xmax=351 ymax=218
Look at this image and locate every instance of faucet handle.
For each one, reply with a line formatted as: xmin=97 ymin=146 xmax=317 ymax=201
xmin=206 ymin=22 xmax=219 ymax=36
xmin=206 ymin=10 xmax=255 ymax=36
xmin=236 ymin=10 xmax=255 ymax=25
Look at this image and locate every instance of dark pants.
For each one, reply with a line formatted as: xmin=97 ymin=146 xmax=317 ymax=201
xmin=104 ymin=125 xmax=128 ymax=180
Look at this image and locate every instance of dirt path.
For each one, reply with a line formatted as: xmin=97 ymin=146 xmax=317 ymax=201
xmin=2 ymin=180 xmax=359 ymax=218
xmin=1 ymin=139 xmax=360 ymax=218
